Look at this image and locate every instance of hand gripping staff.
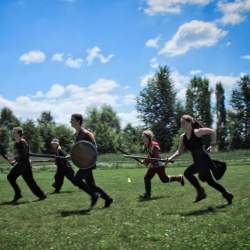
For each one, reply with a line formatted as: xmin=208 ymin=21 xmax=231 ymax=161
xmin=116 ymin=147 xmax=174 ymax=163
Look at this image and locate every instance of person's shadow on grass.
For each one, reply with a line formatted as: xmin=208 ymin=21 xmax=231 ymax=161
xmin=0 ymin=200 xmax=30 ymax=206
xmin=180 ymin=204 xmax=228 ymax=216
xmin=138 ymin=196 xmax=164 ymax=202
xmin=60 ymin=209 xmax=91 ymax=217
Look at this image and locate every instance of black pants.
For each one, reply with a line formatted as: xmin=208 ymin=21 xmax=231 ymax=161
xmin=184 ymin=154 xmax=226 ymax=193
xmin=7 ymin=165 xmax=45 ymax=198
xmin=53 ymin=166 xmax=75 ymax=190
xmin=74 ymin=168 xmax=110 ymax=200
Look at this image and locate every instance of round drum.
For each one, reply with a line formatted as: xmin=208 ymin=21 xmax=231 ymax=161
xmin=70 ymin=140 xmax=98 ymax=169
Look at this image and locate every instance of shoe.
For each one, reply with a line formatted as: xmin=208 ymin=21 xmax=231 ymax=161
xmin=53 ymin=189 xmax=60 ymax=194
xmin=222 ymin=191 xmax=234 ymax=205
xmin=180 ymin=175 xmax=185 ymax=186
xmin=193 ymin=188 xmax=207 ymax=203
xmin=104 ymin=198 xmax=113 ymax=208
xmin=139 ymin=193 xmax=151 ymax=199
xmin=12 ymin=193 xmax=23 ymax=202
xmin=52 ymin=183 xmax=56 ymax=188
xmin=89 ymin=193 xmax=99 ymax=210
xmin=39 ymin=194 xmax=47 ymax=200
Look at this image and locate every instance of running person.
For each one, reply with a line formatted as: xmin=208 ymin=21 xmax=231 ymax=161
xmin=7 ymin=127 xmax=47 ymax=202
xmin=70 ymin=113 xmax=113 ymax=209
xmin=50 ymin=138 xmax=75 ymax=193
xmin=139 ymin=130 xmax=184 ymax=199
xmin=166 ymin=115 xmax=234 ymax=204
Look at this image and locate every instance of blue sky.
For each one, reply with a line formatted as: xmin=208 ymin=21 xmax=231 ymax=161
xmin=0 ymin=0 xmax=250 ymax=128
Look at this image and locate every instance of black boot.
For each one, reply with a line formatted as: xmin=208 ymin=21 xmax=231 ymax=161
xmin=103 ymin=197 xmax=114 ymax=208
xmin=139 ymin=180 xmax=151 ymax=199
xmin=222 ymin=191 xmax=234 ymax=205
xmin=193 ymin=187 xmax=206 ymax=203
xmin=12 ymin=193 xmax=23 ymax=202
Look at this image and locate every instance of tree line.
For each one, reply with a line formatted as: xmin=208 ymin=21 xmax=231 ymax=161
xmin=0 ymin=65 xmax=249 ymax=156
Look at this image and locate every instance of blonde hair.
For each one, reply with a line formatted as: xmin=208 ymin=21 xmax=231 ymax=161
xmin=142 ymin=130 xmax=154 ymax=151
xmin=13 ymin=127 xmax=23 ymax=136
xmin=143 ymin=130 xmax=154 ymax=140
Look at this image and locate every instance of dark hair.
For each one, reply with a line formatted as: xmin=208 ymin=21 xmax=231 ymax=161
xmin=71 ymin=113 xmax=83 ymax=126
xmin=181 ymin=115 xmax=203 ymax=129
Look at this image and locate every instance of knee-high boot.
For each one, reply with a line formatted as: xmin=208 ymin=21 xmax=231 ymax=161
xmin=193 ymin=187 xmax=207 ymax=203
xmin=140 ymin=179 xmax=151 ymax=198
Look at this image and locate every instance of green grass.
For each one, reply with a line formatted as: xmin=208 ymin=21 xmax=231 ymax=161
xmin=0 ymin=165 xmax=249 ymax=250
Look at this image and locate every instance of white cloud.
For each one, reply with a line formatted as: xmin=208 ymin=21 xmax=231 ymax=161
xmin=203 ymin=73 xmax=239 ymax=91
xmin=159 ymin=20 xmax=227 ymax=56
xmin=146 ymin=35 xmax=161 ymax=48
xmin=241 ymin=55 xmax=250 ymax=59
xmin=86 ymin=46 xmax=114 ymax=65
xmin=143 ymin=0 xmax=212 ymax=15
xmin=150 ymin=57 xmax=159 ymax=68
xmin=0 ymin=78 xmax=136 ymax=128
xmin=202 ymin=73 xmax=241 ymax=106
xmin=217 ymin=0 xmax=250 ymax=26
xmin=45 ymin=84 xmax=65 ymax=98
xmin=140 ymin=72 xmax=155 ymax=86
xmin=121 ymin=94 xmax=136 ymax=105
xmin=88 ymin=78 xmax=119 ymax=93
xmin=65 ymin=57 xmax=83 ymax=68
xmin=19 ymin=50 xmax=46 ymax=64
xmin=118 ymin=110 xmax=143 ymax=128
xmin=52 ymin=53 xmax=64 ymax=62
xmin=32 ymin=91 xmax=44 ymax=98
xmin=190 ymin=70 xmax=202 ymax=75
xmin=171 ymin=70 xmax=191 ymax=102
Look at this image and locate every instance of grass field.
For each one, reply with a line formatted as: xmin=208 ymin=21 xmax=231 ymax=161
xmin=0 ymin=165 xmax=249 ymax=250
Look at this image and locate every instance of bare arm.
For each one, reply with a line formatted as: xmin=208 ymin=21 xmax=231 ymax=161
xmin=195 ymin=128 xmax=216 ymax=153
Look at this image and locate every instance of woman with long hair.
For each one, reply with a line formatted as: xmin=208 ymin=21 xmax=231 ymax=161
xmin=139 ymin=130 xmax=184 ymax=199
xmin=166 ymin=115 xmax=234 ymax=204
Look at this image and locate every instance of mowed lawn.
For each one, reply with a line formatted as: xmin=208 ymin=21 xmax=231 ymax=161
xmin=0 ymin=165 xmax=249 ymax=250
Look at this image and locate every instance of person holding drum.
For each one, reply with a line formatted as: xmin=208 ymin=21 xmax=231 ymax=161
xmin=50 ymin=138 xmax=75 ymax=193
xmin=70 ymin=113 xmax=113 ymax=210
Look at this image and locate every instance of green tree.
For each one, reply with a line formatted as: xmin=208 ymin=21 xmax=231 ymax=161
xmin=84 ymin=105 xmax=121 ymax=153
xmin=37 ymin=111 xmax=55 ymax=125
xmin=136 ymin=66 xmax=180 ymax=151
xmin=117 ymin=123 xmax=142 ymax=153
xmin=21 ymin=119 xmax=43 ymax=153
xmin=37 ymin=112 xmax=56 ymax=153
xmin=84 ymin=107 xmax=100 ymax=132
xmin=53 ymin=124 xmax=74 ymax=152
xmin=228 ymin=75 xmax=250 ymax=149
xmin=215 ymin=82 xmax=228 ymax=151
xmin=99 ymin=104 xmax=121 ymax=134
xmin=95 ymin=123 xmax=117 ymax=153
xmin=0 ymin=125 xmax=13 ymax=156
xmin=0 ymin=107 xmax=20 ymax=130
xmin=186 ymin=76 xmax=213 ymax=127
xmin=185 ymin=76 xmax=213 ymax=147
